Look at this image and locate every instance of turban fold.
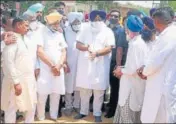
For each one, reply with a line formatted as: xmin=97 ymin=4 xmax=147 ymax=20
xmin=90 ymin=10 xmax=106 ymax=21
xmin=126 ymin=15 xmax=144 ymax=32
xmin=28 ymin=3 xmax=45 ymax=13
xmin=67 ymin=12 xmax=83 ymax=23
xmin=45 ymin=12 xmax=63 ymax=25
xmin=142 ymin=16 xmax=155 ymax=30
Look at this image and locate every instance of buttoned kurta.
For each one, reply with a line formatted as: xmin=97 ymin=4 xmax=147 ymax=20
xmin=141 ymin=25 xmax=176 ymax=123
xmin=64 ymin=26 xmax=79 ymax=93
xmin=118 ymin=35 xmax=148 ymax=111
xmin=37 ymin=27 xmax=67 ymax=95
xmin=1 ymin=33 xmax=37 ymax=112
xmin=76 ymin=23 xmax=115 ymax=90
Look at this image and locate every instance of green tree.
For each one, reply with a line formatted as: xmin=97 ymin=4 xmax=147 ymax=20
xmin=168 ymin=1 xmax=176 ymax=11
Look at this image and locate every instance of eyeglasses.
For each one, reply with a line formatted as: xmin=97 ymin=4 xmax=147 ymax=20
xmin=110 ymin=15 xmax=119 ymax=19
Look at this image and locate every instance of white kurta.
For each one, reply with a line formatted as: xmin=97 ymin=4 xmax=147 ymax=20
xmin=1 ymin=33 xmax=37 ymax=112
xmin=37 ymin=27 xmax=67 ymax=95
xmin=141 ymin=25 xmax=176 ymax=123
xmin=24 ymin=29 xmax=43 ymax=70
xmin=64 ymin=26 xmax=79 ymax=93
xmin=76 ymin=23 xmax=115 ymax=90
xmin=118 ymin=35 xmax=148 ymax=111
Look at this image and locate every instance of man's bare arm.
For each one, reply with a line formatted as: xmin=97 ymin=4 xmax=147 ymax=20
xmin=96 ymin=46 xmax=113 ymax=56
xmin=116 ymin=47 xmax=123 ymax=66
xmin=76 ymin=41 xmax=89 ymax=51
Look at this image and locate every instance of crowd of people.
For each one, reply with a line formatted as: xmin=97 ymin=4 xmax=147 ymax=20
xmin=1 ymin=1 xmax=176 ymax=123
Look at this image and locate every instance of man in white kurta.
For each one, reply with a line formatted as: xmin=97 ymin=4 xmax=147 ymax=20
xmin=36 ymin=12 xmax=67 ymax=121
xmin=64 ymin=12 xmax=84 ymax=116
xmin=113 ymin=15 xmax=147 ymax=123
xmin=74 ymin=10 xmax=115 ymax=122
xmin=21 ymin=10 xmax=45 ymax=79
xmin=1 ymin=18 xmax=37 ymax=123
xmin=137 ymin=9 xmax=176 ymax=123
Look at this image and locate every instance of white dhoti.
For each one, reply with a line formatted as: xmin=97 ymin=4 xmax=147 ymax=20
xmin=37 ymin=93 xmax=60 ymax=120
xmin=65 ymin=91 xmax=80 ymax=109
xmin=79 ymin=88 xmax=104 ymax=116
xmin=5 ymin=91 xmax=36 ymax=123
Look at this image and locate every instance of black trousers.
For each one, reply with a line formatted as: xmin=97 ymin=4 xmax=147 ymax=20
xmin=108 ymin=61 xmax=120 ymax=114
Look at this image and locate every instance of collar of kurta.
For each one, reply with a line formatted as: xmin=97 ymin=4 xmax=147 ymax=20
xmin=159 ymin=24 xmax=173 ymax=37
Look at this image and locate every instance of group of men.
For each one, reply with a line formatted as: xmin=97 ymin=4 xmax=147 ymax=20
xmin=0 ymin=1 xmax=176 ymax=123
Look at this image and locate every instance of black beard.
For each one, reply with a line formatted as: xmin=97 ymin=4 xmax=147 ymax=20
xmin=36 ymin=16 xmax=42 ymax=21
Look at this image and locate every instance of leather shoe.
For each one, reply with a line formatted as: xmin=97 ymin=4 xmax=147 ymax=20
xmin=104 ymin=111 xmax=115 ymax=118
xmin=74 ymin=114 xmax=86 ymax=119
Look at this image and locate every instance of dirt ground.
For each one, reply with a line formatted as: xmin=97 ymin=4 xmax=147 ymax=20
xmin=17 ymin=112 xmax=113 ymax=123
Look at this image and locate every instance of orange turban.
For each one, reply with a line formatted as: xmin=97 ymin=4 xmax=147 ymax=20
xmin=45 ymin=12 xmax=63 ymax=25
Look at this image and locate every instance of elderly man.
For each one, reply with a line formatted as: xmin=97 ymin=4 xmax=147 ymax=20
xmin=1 ymin=17 xmax=37 ymax=123
xmin=137 ymin=8 xmax=176 ymax=123
xmin=63 ymin=12 xmax=84 ymax=116
xmin=74 ymin=10 xmax=115 ymax=122
xmin=36 ymin=12 xmax=67 ymax=121
xmin=113 ymin=15 xmax=147 ymax=123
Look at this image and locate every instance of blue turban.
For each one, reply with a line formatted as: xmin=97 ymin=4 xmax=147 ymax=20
xmin=150 ymin=8 xmax=156 ymax=17
xmin=141 ymin=16 xmax=155 ymax=42
xmin=142 ymin=16 xmax=155 ymax=30
xmin=28 ymin=3 xmax=45 ymax=13
xmin=90 ymin=10 xmax=106 ymax=22
xmin=126 ymin=15 xmax=144 ymax=32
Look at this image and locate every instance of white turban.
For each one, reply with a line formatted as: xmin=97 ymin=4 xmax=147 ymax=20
xmin=67 ymin=12 xmax=83 ymax=23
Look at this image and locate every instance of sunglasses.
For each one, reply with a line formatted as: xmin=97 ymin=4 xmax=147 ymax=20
xmin=36 ymin=11 xmax=42 ymax=14
xmin=110 ymin=15 xmax=119 ymax=19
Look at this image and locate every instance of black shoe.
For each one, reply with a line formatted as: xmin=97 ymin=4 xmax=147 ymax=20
xmin=74 ymin=114 xmax=86 ymax=119
xmin=95 ymin=116 xmax=102 ymax=122
xmin=58 ymin=112 xmax=62 ymax=118
xmin=104 ymin=111 xmax=115 ymax=118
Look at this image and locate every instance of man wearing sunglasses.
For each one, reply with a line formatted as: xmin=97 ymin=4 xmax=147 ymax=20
xmin=105 ymin=9 xmax=128 ymax=118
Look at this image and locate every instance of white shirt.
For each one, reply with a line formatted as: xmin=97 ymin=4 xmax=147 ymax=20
xmin=76 ymin=23 xmax=115 ymax=90
xmin=141 ymin=25 xmax=176 ymax=123
xmin=24 ymin=29 xmax=43 ymax=70
xmin=118 ymin=35 xmax=148 ymax=111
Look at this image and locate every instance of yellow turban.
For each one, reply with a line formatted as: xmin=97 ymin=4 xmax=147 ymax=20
xmin=45 ymin=12 xmax=63 ymax=25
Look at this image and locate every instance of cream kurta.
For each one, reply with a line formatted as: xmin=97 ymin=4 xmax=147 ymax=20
xmin=118 ymin=35 xmax=148 ymax=111
xmin=76 ymin=23 xmax=115 ymax=90
xmin=141 ymin=25 xmax=176 ymax=123
xmin=1 ymin=33 xmax=37 ymax=112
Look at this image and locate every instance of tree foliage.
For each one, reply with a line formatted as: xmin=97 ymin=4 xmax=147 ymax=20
xmin=168 ymin=1 xmax=176 ymax=11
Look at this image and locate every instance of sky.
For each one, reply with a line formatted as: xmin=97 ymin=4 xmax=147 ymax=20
xmin=114 ymin=1 xmax=160 ymax=8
